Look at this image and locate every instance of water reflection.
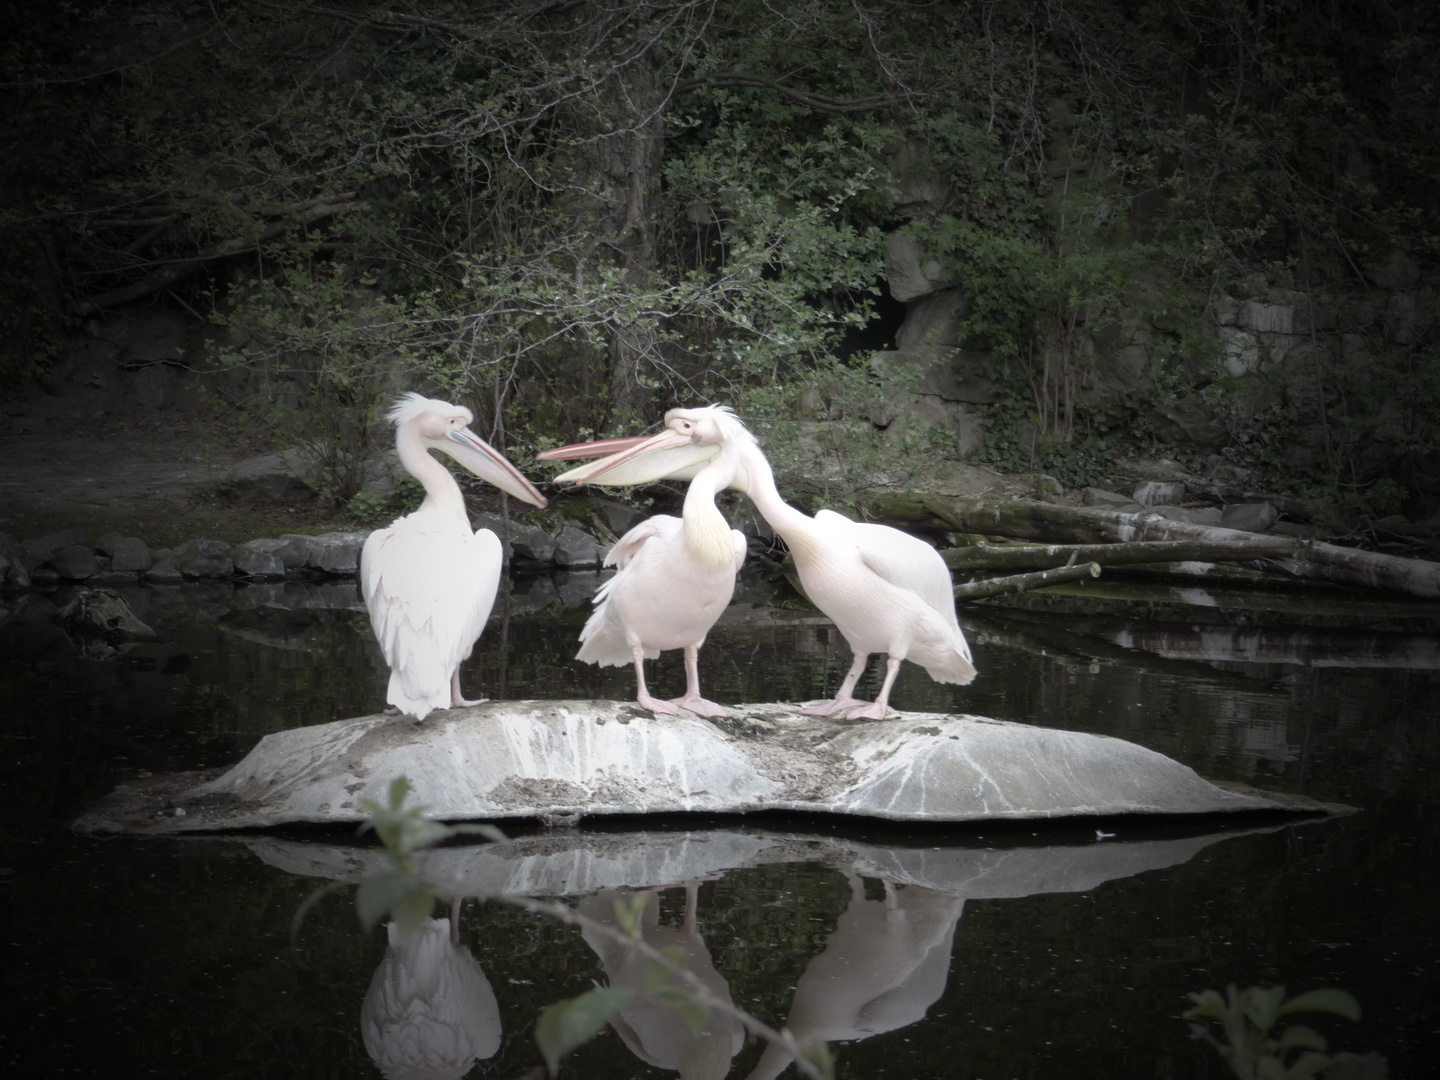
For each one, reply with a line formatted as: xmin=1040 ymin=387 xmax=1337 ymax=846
xmin=361 ymin=900 xmax=501 ymax=1080
xmin=581 ymin=882 xmax=744 ymax=1079
xmin=244 ymin=820 xmax=1312 ymax=1078
xmin=741 ymin=874 xmax=962 ymax=1080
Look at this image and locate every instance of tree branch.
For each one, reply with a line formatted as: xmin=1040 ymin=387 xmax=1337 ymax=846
xmin=72 ymin=194 xmax=358 ymax=316
xmin=673 ymin=71 xmax=891 ymax=112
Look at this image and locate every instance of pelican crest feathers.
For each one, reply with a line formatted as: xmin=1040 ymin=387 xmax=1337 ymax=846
xmin=387 ymin=391 xmax=470 ymax=428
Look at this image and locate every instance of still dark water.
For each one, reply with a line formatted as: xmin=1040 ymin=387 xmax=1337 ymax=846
xmin=1 ymin=563 xmax=1437 ymax=1079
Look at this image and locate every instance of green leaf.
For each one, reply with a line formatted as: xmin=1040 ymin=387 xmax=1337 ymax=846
xmin=801 ymin=1039 xmax=837 ymax=1080
xmin=355 ymin=868 xmax=426 ymax=931
xmin=1183 ymin=988 xmax=1230 ymax=1020
xmin=1274 ymin=1023 xmax=1328 ymax=1055
xmin=1278 ymin=989 xmax=1361 ymax=1023
xmin=535 ymin=988 xmax=635 ymax=1074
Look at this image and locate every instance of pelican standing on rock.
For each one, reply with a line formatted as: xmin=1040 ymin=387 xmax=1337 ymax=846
xmin=545 ymin=406 xmax=975 ymax=720
xmin=360 ymin=393 xmax=548 ymax=720
xmin=539 ymin=417 xmax=747 ymax=718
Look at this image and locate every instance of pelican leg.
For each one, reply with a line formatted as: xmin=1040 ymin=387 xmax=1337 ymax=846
xmin=667 ymin=645 xmax=730 ymax=718
xmin=449 ymin=669 xmax=488 ymax=710
xmin=633 ymin=646 xmax=681 ymax=716
xmin=845 ymin=655 xmax=901 ymax=720
xmin=799 ymin=651 xmax=872 ymax=716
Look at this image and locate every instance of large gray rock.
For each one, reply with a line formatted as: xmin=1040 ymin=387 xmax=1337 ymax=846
xmin=145 ymin=548 xmax=183 ymax=583
xmin=471 ymin=513 xmax=556 ymax=563
xmin=73 ymin=702 xmax=1332 ymax=835
xmin=1152 ymin=505 xmax=1223 ymax=526
xmin=306 ymin=531 xmax=370 ymax=575
xmin=175 ymin=539 xmax=234 ymax=578
xmin=232 ymin=540 xmax=286 ymax=579
xmin=884 ymin=232 xmax=959 ymax=303
xmin=109 ymin=537 xmax=151 ymax=573
xmin=264 ymin=535 xmax=320 ymax=569
xmin=552 ymin=525 xmax=601 ymax=568
xmin=1132 ymin=480 xmax=1186 ymax=506
xmin=1221 ymin=502 xmax=1280 ymax=533
xmin=51 ymin=544 xmax=100 ymax=580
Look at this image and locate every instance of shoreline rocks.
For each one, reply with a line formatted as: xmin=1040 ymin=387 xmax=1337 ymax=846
xmin=1 ymin=515 xmax=615 ymax=593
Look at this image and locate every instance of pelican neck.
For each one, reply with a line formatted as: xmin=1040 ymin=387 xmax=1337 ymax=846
xmin=396 ymin=426 xmax=468 ymax=520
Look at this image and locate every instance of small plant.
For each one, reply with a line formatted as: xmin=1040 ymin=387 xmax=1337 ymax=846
xmin=346 ymin=488 xmax=390 ymax=525
xmin=1184 ymin=984 xmax=1387 ymax=1080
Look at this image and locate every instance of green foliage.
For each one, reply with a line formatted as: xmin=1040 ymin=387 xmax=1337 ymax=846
xmin=1184 ymin=984 xmax=1385 ymax=1080
xmin=535 ymin=986 xmax=637 ymax=1075
xmin=351 ymin=777 xmax=504 ymax=938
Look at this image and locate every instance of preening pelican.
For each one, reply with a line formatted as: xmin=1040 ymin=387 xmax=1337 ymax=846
xmin=539 ymin=419 xmax=747 ymax=718
xmin=545 ymin=406 xmax=975 ymax=719
xmin=360 ymin=393 xmax=548 ymax=720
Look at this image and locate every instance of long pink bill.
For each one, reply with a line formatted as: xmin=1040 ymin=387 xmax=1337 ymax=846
xmin=446 ymin=427 xmax=549 ymax=508
xmin=545 ymin=430 xmax=718 ymax=486
xmin=535 ymin=436 xmax=652 ymax=462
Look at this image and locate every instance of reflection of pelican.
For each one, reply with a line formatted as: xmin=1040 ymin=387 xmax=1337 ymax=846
xmin=578 ymin=882 xmax=743 ymax=1079
xmin=360 ymin=907 xmax=501 ymax=1080
xmin=552 ymin=420 xmax=746 ymax=717
xmin=361 ymin=393 xmax=548 ymax=720
xmin=546 ymin=406 xmax=975 ymax=718
xmin=745 ymin=874 xmax=964 ymax=1080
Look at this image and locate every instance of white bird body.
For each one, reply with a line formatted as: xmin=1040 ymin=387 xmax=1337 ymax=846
xmin=545 ymin=405 xmax=974 ymax=719
xmin=360 ymin=915 xmax=501 ymax=1080
xmin=568 ymin=430 xmax=747 ymax=717
xmin=360 ymin=393 xmax=547 ymax=720
xmin=578 ymin=516 xmax=744 ymax=665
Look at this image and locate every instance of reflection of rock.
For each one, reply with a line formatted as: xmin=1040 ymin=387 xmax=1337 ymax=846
xmin=579 ymin=883 xmax=742 ymax=1080
xmin=54 ymin=587 xmax=158 ymax=657
xmin=237 ymin=821 xmax=1314 ymax=906
xmin=746 ymin=875 xmax=964 ymax=1080
xmin=360 ymin=911 xmax=500 ymax=1080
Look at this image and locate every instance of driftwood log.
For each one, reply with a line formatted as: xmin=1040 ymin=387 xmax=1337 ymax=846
xmin=889 ymin=497 xmax=1440 ymax=600
xmin=941 ymin=537 xmax=1298 ymax=573
xmin=953 ymin=561 xmax=1101 ymax=600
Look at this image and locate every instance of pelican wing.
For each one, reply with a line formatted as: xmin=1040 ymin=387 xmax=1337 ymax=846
xmin=603 ymin=515 xmax=679 ymax=569
xmin=821 ymin=511 xmax=962 ymax=629
xmin=361 ymin=519 xmax=503 ymax=717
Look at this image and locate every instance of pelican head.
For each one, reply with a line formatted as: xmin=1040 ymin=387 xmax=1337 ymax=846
xmin=388 ymin=392 xmax=548 ymax=508
xmin=662 ymin=404 xmax=757 ymax=450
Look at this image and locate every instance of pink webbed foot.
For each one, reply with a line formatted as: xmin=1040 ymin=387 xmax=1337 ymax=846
xmin=637 ymin=691 xmax=682 ymax=716
xmin=668 ymin=695 xmax=731 ymax=719
xmin=799 ymin=697 xmax=866 ymax=717
xmin=843 ymin=700 xmax=890 ymax=721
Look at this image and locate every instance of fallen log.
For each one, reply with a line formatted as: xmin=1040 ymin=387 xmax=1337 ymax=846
xmin=954 ymin=561 xmax=1101 ymax=601
xmin=920 ymin=497 xmax=1440 ymax=600
xmin=941 ymin=537 xmax=1298 ymax=573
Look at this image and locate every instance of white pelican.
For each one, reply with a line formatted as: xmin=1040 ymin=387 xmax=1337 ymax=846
xmin=545 ymin=406 xmax=975 ymax=719
xmin=540 ymin=418 xmax=747 ymax=718
xmin=360 ymin=393 xmax=548 ymax=720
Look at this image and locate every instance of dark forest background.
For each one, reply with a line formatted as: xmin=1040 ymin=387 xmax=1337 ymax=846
xmin=3 ymin=0 xmax=1437 ymax=525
